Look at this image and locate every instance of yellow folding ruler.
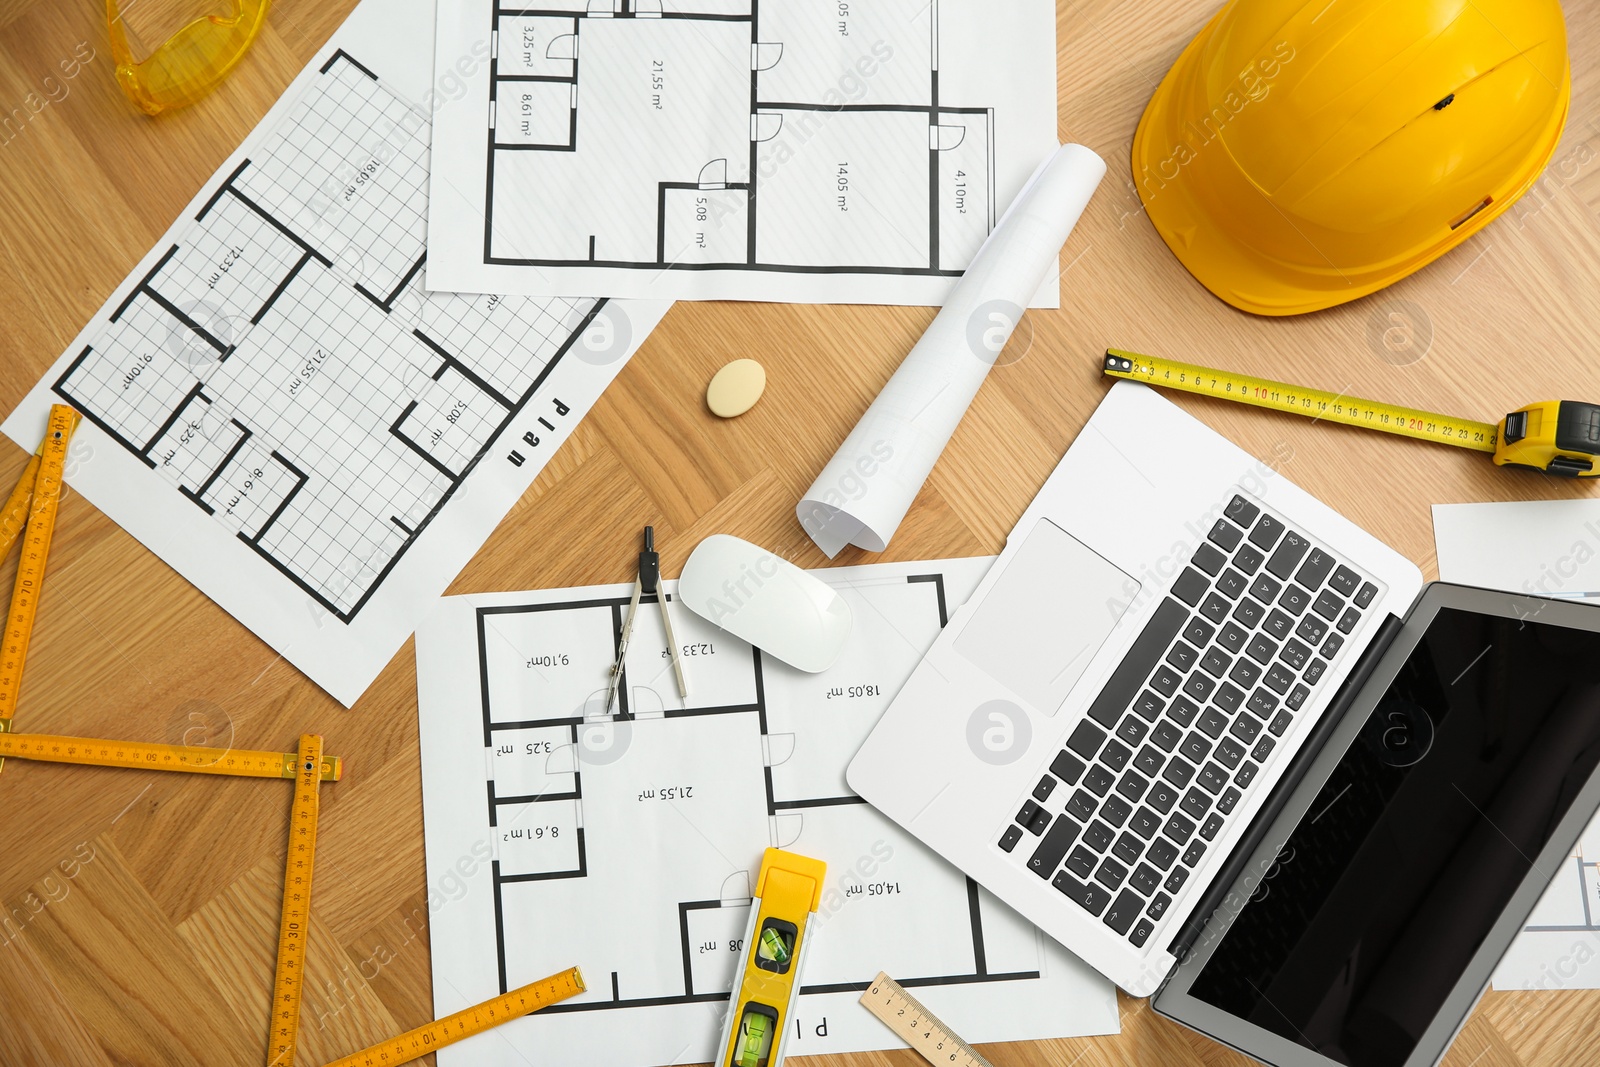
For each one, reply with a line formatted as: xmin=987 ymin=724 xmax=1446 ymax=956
xmin=1104 ymin=349 xmax=1600 ymax=478
xmin=268 ymin=734 xmax=324 ymax=1067
xmin=320 ymin=966 xmax=585 ymax=1067
xmin=0 ymin=403 xmax=78 ymax=770
xmin=859 ymin=972 xmax=993 ymax=1067
xmin=0 ymin=732 xmax=342 ymax=779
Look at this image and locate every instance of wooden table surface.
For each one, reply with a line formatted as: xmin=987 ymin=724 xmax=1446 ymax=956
xmin=2 ymin=0 xmax=1599 ymax=1064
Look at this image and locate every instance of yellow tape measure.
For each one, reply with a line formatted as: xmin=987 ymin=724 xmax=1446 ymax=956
xmin=321 ymin=967 xmax=586 ymax=1067
xmin=268 ymin=734 xmax=324 ymax=1067
xmin=859 ymin=972 xmax=993 ymax=1067
xmin=0 ymin=731 xmax=342 ymax=780
xmin=1104 ymin=350 xmax=1600 ymax=478
xmin=0 ymin=405 xmax=77 ymax=763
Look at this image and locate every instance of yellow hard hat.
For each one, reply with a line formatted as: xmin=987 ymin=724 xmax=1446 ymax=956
xmin=1132 ymin=0 xmax=1569 ymax=316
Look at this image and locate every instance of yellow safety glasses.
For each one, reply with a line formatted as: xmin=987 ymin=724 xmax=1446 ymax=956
xmin=108 ymin=0 xmax=269 ymax=115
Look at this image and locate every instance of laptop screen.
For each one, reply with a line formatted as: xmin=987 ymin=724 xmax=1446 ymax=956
xmin=1185 ymin=605 xmax=1600 ymax=1067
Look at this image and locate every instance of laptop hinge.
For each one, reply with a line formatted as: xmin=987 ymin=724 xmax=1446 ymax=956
xmin=1166 ymin=610 xmax=1405 ymax=962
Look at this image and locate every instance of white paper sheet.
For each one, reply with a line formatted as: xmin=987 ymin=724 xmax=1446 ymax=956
xmin=798 ymin=144 xmax=1104 ymax=556
xmin=416 ymin=555 xmax=1119 ymax=1067
xmin=1 ymin=0 xmax=669 ymax=706
xmin=1433 ymin=500 xmax=1600 ymax=989
xmin=425 ymin=0 xmax=1062 ymax=306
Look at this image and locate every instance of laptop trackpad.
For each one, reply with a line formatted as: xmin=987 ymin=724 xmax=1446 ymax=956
xmin=955 ymin=519 xmax=1135 ymax=716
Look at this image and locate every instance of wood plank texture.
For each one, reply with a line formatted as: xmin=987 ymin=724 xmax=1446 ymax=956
xmin=2 ymin=1 xmax=1600 ymax=1064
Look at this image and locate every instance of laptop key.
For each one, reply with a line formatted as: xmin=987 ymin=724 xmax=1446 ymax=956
xmin=1095 ymin=858 xmax=1130 ymax=891
xmin=1182 ymin=672 xmax=1216 ymax=702
xmin=1147 ymin=892 xmax=1173 ymax=920
xmin=1200 ymin=647 xmax=1232 ymax=678
xmin=1263 ymin=609 xmax=1295 ymax=640
xmin=1116 ymin=770 xmax=1149 ymax=803
xmin=1182 ymin=840 xmax=1206 ymax=867
xmin=1050 ymin=750 xmax=1086 ymax=785
xmin=1171 ymin=568 xmax=1210 ymax=607
xmin=1102 ymin=740 xmax=1132 ymax=771
xmin=1131 ymin=863 xmax=1162 ymax=894
xmin=1065 ymin=789 xmax=1097 ymax=822
xmin=1066 ymin=846 xmax=1097 ymax=878
xmin=1163 ymin=813 xmax=1196 ymax=845
xmin=1146 ymin=782 xmax=1179 ymax=814
xmin=1246 ymin=689 xmax=1277 ymax=719
xmin=1179 ymin=732 xmax=1211 ymax=763
xmin=1084 ymin=765 xmax=1115 ymax=797
xmin=1286 ymin=683 xmax=1310 ymax=711
xmin=1270 ymin=710 xmax=1293 ymax=736
xmin=1228 ymin=658 xmax=1261 ymax=689
xmin=1103 ymin=887 xmax=1142 ymax=934
xmin=1214 ymin=737 xmax=1245 ymax=770
xmin=1265 ymin=663 xmax=1295 ymax=695
xmin=1249 ymin=513 xmax=1285 ymax=549
xmin=1152 ymin=665 xmax=1182 ymax=697
xmin=1231 ymin=596 xmax=1266 ymax=628
xmin=1180 ymin=787 xmax=1211 ymax=820
xmin=1191 ymin=542 xmax=1227 ymax=576
xmin=1235 ymin=761 xmax=1260 ymax=788
xmin=1246 ymin=633 xmax=1277 ymax=665
xmin=1184 ymin=617 xmax=1216 ymax=647
xmin=1053 ymin=871 xmax=1110 ymax=916
xmin=999 ymin=825 xmax=1024 ymax=852
xmin=1338 ymin=606 xmax=1361 ymax=634
xmin=1066 ymin=720 xmax=1106 ymax=760
xmin=1165 ymin=640 xmax=1199 ymax=672
xmin=1117 ymin=715 xmax=1148 ymax=747
xmin=1112 ymin=832 xmax=1143 ymax=865
xmin=1249 ymin=573 xmax=1282 ymax=604
xmin=1167 ymin=696 xmax=1200 ymax=727
xmin=1084 ymin=820 xmax=1115 ymax=852
xmin=1229 ymin=714 xmax=1260 ymax=744
xmin=1320 ymin=632 xmax=1345 ymax=659
xmin=1295 ymin=548 xmax=1336 ymax=590
xmin=1033 ymin=776 xmax=1057 ymax=802
xmin=1018 ymin=799 xmax=1041 ymax=827
xmin=1225 ymin=494 xmax=1260 ymax=528
xmin=1197 ymin=762 xmax=1228 ymax=794
xmin=1199 ymin=813 xmax=1223 ymax=841
xmin=1100 ymin=795 xmax=1132 ymax=827
xmin=1232 ymin=542 xmax=1265 ymax=574
xmin=1029 ymin=816 xmax=1082 ymax=877
xmin=1279 ymin=584 xmax=1315 ymax=619
xmin=1305 ymin=658 xmax=1328 ymax=685
xmin=1129 ymin=918 xmax=1155 ymax=947
xmin=1162 ymin=755 xmax=1195 ymax=789
xmin=1197 ymin=707 xmax=1228 ymax=739
xmin=1279 ymin=638 xmax=1311 ymax=671
xmin=1027 ymin=805 xmax=1052 ymax=834
xmin=1218 ymin=622 xmax=1249 ymax=653
xmin=1164 ymin=867 xmax=1190 ymax=893
xmin=1217 ymin=787 xmax=1241 ymax=815
xmin=1329 ymin=565 xmax=1360 ymax=596
xmin=1207 ymin=519 xmax=1243 ymax=552
xmin=1152 ymin=721 xmax=1183 ymax=752
xmin=1199 ymin=593 xmax=1230 ymax=623
xmin=1084 ymin=597 xmax=1189 ymax=727
xmin=1130 ymin=808 xmax=1161 ymax=840
xmin=1355 ymin=581 xmax=1378 ymax=608
xmin=1216 ymin=569 xmax=1248 ymax=600
xmin=1134 ymin=745 xmax=1164 ymax=777
xmin=1214 ymin=683 xmax=1245 ymax=713
xmin=1313 ymin=589 xmax=1343 ymax=621
xmin=1148 ymin=838 xmax=1179 ymax=871
xmin=1252 ymin=736 xmax=1276 ymax=761
xmin=1266 ymin=532 xmax=1310 ymax=579
xmin=1296 ymin=615 xmax=1328 ymax=644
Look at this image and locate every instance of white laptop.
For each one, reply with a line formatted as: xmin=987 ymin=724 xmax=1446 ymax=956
xmin=848 ymin=379 xmax=1424 ymax=997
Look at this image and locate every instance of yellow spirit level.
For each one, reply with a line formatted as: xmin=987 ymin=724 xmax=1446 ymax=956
xmin=1103 ymin=350 xmax=1600 ymax=478
xmin=716 ymin=848 xmax=827 ymax=1067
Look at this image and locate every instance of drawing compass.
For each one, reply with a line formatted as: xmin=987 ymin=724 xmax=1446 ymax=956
xmin=606 ymin=526 xmax=688 ymax=713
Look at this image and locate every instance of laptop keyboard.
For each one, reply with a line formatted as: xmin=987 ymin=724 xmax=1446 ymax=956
xmin=995 ymin=493 xmax=1380 ymax=949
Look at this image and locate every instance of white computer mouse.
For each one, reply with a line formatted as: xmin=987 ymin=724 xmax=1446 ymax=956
xmin=677 ymin=535 xmax=852 ymax=672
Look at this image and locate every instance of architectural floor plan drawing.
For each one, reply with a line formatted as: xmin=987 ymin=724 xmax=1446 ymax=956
xmin=416 ymin=557 xmax=1118 ymax=1067
xmin=426 ymin=0 xmax=1060 ymax=304
xmin=2 ymin=0 xmax=669 ymax=705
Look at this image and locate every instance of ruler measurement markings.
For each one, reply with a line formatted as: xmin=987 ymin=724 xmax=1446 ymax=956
xmin=859 ymin=972 xmax=994 ymax=1067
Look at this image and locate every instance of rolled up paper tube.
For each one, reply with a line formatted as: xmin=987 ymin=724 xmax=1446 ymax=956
xmin=797 ymin=143 xmax=1107 ymax=556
